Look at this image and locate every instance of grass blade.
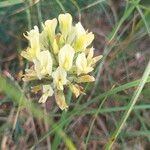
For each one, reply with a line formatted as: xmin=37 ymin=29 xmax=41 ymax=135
xmin=0 ymin=0 xmax=23 ymax=8
xmin=81 ymin=0 xmax=105 ymax=11
xmin=105 ymin=60 xmax=150 ymax=149
xmin=81 ymin=76 xmax=150 ymax=109
xmin=55 ymin=0 xmax=66 ymax=13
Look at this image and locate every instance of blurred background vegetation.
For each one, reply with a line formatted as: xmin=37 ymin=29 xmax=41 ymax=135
xmin=0 ymin=0 xmax=150 ymax=149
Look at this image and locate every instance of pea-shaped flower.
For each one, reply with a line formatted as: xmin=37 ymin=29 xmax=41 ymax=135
xmin=52 ymin=67 xmax=67 ymax=90
xmin=34 ymin=50 xmax=53 ymax=79
xmin=74 ymin=22 xmax=94 ymax=52
xmin=58 ymin=44 xmax=75 ymax=71
xmin=21 ymin=26 xmax=40 ymax=61
xmin=58 ymin=13 xmax=72 ymax=39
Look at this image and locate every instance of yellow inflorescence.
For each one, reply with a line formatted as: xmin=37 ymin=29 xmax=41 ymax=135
xmin=21 ymin=13 xmax=102 ymax=110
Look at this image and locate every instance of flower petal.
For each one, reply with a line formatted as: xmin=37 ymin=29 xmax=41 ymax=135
xmin=74 ymin=22 xmax=94 ymax=52
xmin=76 ymin=53 xmax=93 ymax=75
xmin=44 ymin=18 xmax=57 ymax=43
xmin=55 ymin=90 xmax=68 ymax=110
xmin=58 ymin=44 xmax=75 ymax=71
xmin=77 ymin=75 xmax=95 ymax=83
xmin=52 ymin=67 xmax=67 ymax=90
xmin=23 ymin=26 xmax=40 ymax=60
xmin=69 ymin=84 xmax=84 ymax=98
xmin=34 ymin=50 xmax=53 ymax=79
xmin=39 ymin=85 xmax=54 ymax=103
xmin=58 ymin=13 xmax=72 ymax=39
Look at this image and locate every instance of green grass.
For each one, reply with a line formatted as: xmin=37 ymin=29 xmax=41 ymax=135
xmin=0 ymin=0 xmax=150 ymax=149
xmin=105 ymin=60 xmax=150 ymax=149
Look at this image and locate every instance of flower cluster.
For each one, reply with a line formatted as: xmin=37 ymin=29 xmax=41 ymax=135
xmin=21 ymin=13 xmax=102 ymax=110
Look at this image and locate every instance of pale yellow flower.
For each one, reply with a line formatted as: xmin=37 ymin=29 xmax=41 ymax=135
xmin=44 ymin=19 xmax=57 ymax=43
xmin=34 ymin=50 xmax=53 ymax=79
xmin=69 ymin=84 xmax=84 ymax=98
xmin=42 ymin=19 xmax=59 ymax=54
xmin=21 ymin=13 xmax=103 ymax=110
xmin=74 ymin=22 xmax=94 ymax=52
xmin=21 ymin=26 xmax=40 ymax=61
xmin=87 ymin=47 xmax=103 ymax=66
xmin=58 ymin=13 xmax=72 ymax=39
xmin=52 ymin=67 xmax=67 ymax=90
xmin=55 ymin=90 xmax=68 ymax=110
xmin=39 ymin=85 xmax=54 ymax=103
xmin=58 ymin=44 xmax=75 ymax=71
xmin=77 ymin=75 xmax=95 ymax=83
xmin=76 ymin=52 xmax=93 ymax=75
